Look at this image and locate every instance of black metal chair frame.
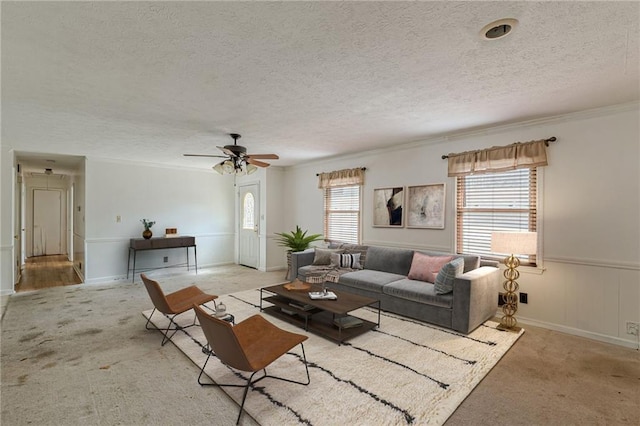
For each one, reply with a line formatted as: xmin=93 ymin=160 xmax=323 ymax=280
xmin=144 ymin=304 xmax=216 ymax=346
xmin=197 ymin=339 xmax=310 ymax=424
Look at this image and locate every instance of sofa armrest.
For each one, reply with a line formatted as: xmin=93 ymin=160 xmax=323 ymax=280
xmin=480 ymin=259 xmax=500 ymax=268
xmin=451 ymin=266 xmax=501 ymax=333
xmin=289 ymin=249 xmax=316 ymax=281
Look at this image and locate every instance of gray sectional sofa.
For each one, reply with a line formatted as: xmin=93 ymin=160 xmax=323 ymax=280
xmin=290 ymin=244 xmax=500 ymax=334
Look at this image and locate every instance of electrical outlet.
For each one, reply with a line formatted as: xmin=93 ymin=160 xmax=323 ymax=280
xmin=116 ymin=215 xmax=121 ymax=223
xmin=519 ymin=292 xmax=528 ymax=304
xmin=163 ymin=256 xmax=168 ymax=263
xmin=498 ymin=293 xmax=505 ymax=306
xmin=626 ymin=321 xmax=639 ymax=336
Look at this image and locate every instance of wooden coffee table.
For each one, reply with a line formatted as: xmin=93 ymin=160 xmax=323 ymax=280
xmin=260 ymin=283 xmax=380 ymax=344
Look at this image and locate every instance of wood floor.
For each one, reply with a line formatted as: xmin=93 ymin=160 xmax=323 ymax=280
xmin=15 ymin=255 xmax=82 ymax=292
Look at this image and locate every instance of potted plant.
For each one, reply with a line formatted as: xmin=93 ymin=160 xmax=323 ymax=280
xmin=275 ymin=226 xmax=323 ymax=279
xmin=140 ymin=218 xmax=156 ymax=239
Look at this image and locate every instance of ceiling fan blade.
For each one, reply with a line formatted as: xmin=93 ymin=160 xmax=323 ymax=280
xmin=247 ymin=158 xmax=271 ymax=168
xmin=217 ymin=146 xmax=238 ymax=157
xmin=246 ymin=154 xmax=279 ymax=160
xmin=183 ymin=154 xmax=228 ymax=158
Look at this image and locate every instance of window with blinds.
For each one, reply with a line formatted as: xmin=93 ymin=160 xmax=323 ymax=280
xmin=324 ymin=185 xmax=361 ymax=244
xmin=456 ymin=168 xmax=537 ymax=265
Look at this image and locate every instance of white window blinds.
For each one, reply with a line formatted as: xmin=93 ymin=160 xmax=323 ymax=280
xmin=456 ymin=168 xmax=537 ymax=265
xmin=323 ymin=185 xmax=361 ymax=244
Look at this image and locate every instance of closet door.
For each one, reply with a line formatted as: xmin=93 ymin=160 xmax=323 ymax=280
xmin=33 ymin=189 xmax=62 ymax=256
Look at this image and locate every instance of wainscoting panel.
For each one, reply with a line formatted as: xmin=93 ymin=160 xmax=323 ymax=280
xmin=84 ymin=233 xmax=235 ymax=284
xmin=518 ymin=260 xmax=639 ymax=348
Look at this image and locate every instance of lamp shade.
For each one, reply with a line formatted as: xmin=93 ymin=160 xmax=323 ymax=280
xmin=212 ymin=162 xmax=225 ymax=174
xmin=246 ymin=164 xmax=258 ymax=175
xmin=491 ymin=231 xmax=537 ymax=255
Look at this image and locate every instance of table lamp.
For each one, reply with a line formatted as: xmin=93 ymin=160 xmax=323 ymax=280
xmin=491 ymin=231 xmax=537 ymax=331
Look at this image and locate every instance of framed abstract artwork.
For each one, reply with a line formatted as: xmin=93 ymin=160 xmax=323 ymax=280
xmin=373 ymin=187 xmax=404 ymax=227
xmin=406 ymin=183 xmax=446 ymax=229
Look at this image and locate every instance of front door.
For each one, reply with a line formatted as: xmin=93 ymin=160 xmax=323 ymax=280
xmin=238 ymin=184 xmax=259 ymax=269
xmin=33 ymin=189 xmax=62 ymax=256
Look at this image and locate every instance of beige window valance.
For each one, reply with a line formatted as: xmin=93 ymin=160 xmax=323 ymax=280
xmin=447 ymin=139 xmax=550 ymax=177
xmin=317 ymin=167 xmax=365 ymax=189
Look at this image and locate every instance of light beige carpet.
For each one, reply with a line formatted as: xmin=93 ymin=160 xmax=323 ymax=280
xmin=143 ymin=288 xmax=524 ymax=425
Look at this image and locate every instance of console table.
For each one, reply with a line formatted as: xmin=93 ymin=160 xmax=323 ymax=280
xmin=127 ymin=236 xmax=197 ymax=282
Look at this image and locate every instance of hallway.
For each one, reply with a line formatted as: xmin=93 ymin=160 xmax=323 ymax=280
xmin=15 ymin=255 xmax=82 ymax=292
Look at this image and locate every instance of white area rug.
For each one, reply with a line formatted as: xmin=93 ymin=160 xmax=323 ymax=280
xmin=142 ymin=289 xmax=524 ymax=425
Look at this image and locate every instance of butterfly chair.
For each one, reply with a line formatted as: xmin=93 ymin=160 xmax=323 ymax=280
xmin=193 ymin=304 xmax=310 ymax=425
xmin=141 ymin=273 xmax=217 ymax=346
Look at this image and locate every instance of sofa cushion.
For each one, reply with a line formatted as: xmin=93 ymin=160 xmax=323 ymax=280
xmin=407 ymin=253 xmax=453 ymax=283
xmin=383 ymin=279 xmax=453 ymax=308
xmin=330 ymin=252 xmax=363 ymax=269
xmin=434 ymin=257 xmax=465 ymax=294
xmin=312 ymin=248 xmax=344 ymax=265
xmin=364 ymin=246 xmax=414 ymax=275
xmin=337 ymin=270 xmax=406 ymax=293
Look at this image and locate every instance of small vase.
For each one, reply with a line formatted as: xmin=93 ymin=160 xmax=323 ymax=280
xmin=142 ymin=229 xmax=152 ymax=239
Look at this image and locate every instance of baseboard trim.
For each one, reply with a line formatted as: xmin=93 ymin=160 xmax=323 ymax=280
xmin=73 ymin=266 xmax=84 ymax=283
xmin=513 ymin=314 xmax=640 ymax=350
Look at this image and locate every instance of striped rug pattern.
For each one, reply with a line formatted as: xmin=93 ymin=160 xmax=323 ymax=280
xmin=143 ymin=289 xmax=523 ymax=425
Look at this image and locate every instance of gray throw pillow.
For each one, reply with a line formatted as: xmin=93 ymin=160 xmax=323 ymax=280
xmin=434 ymin=257 xmax=465 ymax=294
xmin=312 ymin=248 xmax=344 ymax=265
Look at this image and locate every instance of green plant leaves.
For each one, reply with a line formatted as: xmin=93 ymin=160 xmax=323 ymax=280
xmin=274 ymin=225 xmax=323 ymax=252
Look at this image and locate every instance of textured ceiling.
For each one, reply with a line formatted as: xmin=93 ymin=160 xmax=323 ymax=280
xmin=3 ymin=1 xmax=639 ymax=170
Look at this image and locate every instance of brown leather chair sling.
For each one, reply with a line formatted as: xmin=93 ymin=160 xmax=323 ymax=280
xmin=141 ymin=273 xmax=217 ymax=346
xmin=193 ymin=304 xmax=310 ymax=425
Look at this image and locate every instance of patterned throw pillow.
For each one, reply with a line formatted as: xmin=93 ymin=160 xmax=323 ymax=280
xmin=312 ymin=248 xmax=344 ymax=265
xmin=434 ymin=257 xmax=465 ymax=294
xmin=407 ymin=252 xmax=454 ymax=283
xmin=330 ymin=252 xmax=363 ymax=269
xmin=331 ymin=243 xmax=369 ymax=269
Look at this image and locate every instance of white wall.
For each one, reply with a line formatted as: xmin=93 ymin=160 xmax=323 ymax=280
xmin=265 ymin=167 xmax=286 ymax=272
xmin=282 ymin=103 xmax=640 ymax=348
xmin=83 ymin=158 xmax=235 ymax=283
xmin=72 ymin=161 xmax=86 ymax=279
xmin=0 ymin=144 xmax=15 ymax=295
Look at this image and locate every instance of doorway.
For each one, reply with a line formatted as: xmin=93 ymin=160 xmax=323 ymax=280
xmin=238 ymin=183 xmax=259 ymax=269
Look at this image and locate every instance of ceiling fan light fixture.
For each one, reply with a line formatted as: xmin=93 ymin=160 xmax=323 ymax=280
xmin=185 ymin=132 xmax=278 ymax=174
xmin=246 ymin=164 xmax=258 ymax=175
xmin=212 ymin=162 xmax=225 ymax=174
xmin=222 ymin=160 xmax=235 ymax=174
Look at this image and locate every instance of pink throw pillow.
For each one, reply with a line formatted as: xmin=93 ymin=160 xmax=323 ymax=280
xmin=408 ymin=253 xmax=454 ymax=283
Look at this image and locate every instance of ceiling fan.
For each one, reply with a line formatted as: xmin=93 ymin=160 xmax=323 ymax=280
xmin=183 ymin=133 xmax=279 ymax=175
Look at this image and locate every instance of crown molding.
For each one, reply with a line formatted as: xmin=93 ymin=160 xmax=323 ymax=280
xmin=287 ymin=101 xmax=640 ymax=171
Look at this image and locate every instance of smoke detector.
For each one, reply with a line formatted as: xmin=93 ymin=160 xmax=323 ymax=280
xmin=481 ymin=18 xmax=518 ymax=40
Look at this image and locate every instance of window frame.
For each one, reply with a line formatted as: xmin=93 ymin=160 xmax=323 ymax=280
xmin=323 ymin=184 xmax=362 ymax=244
xmin=455 ymin=167 xmax=539 ymax=266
